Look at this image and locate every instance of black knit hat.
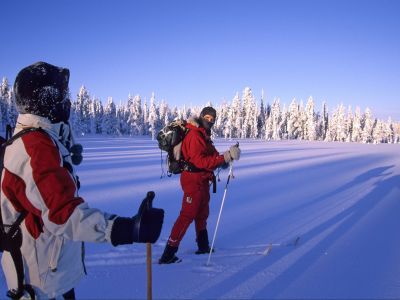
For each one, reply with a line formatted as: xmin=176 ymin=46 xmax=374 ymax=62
xmin=200 ymin=106 xmax=217 ymax=119
xmin=14 ymin=61 xmax=71 ymax=123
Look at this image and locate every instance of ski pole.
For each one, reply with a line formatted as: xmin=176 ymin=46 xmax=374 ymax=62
xmin=137 ymin=191 xmax=156 ymax=300
xmin=207 ymin=162 xmax=234 ymax=266
xmin=146 ymin=243 xmax=152 ymax=300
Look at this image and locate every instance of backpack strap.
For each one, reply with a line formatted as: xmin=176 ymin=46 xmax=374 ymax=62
xmin=1 ymin=127 xmax=47 ymax=149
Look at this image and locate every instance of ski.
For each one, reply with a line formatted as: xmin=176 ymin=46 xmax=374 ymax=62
xmin=204 ymin=236 xmax=301 ymax=258
xmin=261 ymin=236 xmax=301 ymax=256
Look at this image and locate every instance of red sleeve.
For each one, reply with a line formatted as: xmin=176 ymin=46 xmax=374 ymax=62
xmin=21 ymin=131 xmax=84 ymax=225
xmin=183 ymin=131 xmax=225 ymax=171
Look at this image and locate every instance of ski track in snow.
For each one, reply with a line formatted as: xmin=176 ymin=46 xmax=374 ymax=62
xmin=1 ymin=136 xmax=400 ymax=299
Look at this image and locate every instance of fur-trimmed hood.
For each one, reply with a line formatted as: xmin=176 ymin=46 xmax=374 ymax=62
xmin=187 ymin=116 xmax=200 ymax=128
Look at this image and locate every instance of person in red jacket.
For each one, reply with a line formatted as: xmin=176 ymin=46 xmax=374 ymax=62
xmin=159 ymin=107 xmax=241 ymax=264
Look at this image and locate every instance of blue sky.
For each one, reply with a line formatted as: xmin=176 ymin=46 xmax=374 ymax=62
xmin=1 ymin=0 xmax=399 ymax=119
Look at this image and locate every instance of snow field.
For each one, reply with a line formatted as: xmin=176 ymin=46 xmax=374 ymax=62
xmin=1 ymin=136 xmax=399 ymax=299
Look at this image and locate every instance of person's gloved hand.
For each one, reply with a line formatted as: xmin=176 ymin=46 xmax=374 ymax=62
xmin=70 ymin=143 xmax=83 ymax=165
xmin=110 ymin=191 xmax=164 ymax=246
xmin=223 ymin=143 xmax=241 ymax=163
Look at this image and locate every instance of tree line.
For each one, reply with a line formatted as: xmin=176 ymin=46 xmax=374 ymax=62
xmin=1 ymin=77 xmax=399 ymax=144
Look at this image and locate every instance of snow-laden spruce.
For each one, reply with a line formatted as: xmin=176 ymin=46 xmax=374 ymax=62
xmin=1 ymin=78 xmax=399 ymax=143
xmin=66 ymin=85 xmax=398 ymax=144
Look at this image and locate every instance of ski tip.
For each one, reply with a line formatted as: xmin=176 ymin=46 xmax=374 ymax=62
xmin=262 ymin=243 xmax=273 ymax=256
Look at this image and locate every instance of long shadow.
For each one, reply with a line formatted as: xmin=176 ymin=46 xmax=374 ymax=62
xmin=253 ymin=173 xmax=400 ymax=299
xmin=77 ymin=149 xmax=350 ymax=203
xmin=195 ymin=167 xmax=397 ymax=299
xmin=78 ymin=156 xmax=160 ymax=169
xmin=237 ymin=147 xmax=334 ymax=156
xmin=79 ymin=147 xmax=346 ymax=190
xmin=236 ymin=151 xmax=348 ymax=172
xmin=223 ymin=158 xmax=391 ymax=242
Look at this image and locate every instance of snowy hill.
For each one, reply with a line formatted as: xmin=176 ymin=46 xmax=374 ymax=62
xmin=1 ymin=137 xmax=399 ymax=299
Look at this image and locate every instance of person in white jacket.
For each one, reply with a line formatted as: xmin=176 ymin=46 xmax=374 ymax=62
xmin=0 ymin=62 xmax=164 ymax=299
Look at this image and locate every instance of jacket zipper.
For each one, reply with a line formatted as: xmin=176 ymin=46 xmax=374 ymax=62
xmin=49 ymin=237 xmax=63 ymax=272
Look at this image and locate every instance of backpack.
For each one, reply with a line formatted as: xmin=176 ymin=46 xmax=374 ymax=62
xmin=157 ymin=119 xmax=205 ymax=176
xmin=1 ymin=128 xmax=45 ymax=299
xmin=156 ymin=119 xmax=188 ymax=175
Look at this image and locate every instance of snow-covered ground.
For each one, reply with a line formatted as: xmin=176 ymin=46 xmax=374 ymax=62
xmin=2 ymin=137 xmax=400 ymax=299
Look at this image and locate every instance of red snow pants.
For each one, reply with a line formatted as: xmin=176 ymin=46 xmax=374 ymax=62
xmin=168 ymin=171 xmax=211 ymax=247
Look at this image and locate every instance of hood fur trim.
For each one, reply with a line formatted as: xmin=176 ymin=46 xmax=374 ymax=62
xmin=187 ymin=116 xmax=200 ymax=128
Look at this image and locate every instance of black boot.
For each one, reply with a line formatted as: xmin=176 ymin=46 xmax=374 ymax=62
xmin=159 ymin=244 xmax=180 ymax=264
xmin=195 ymin=229 xmax=214 ymax=254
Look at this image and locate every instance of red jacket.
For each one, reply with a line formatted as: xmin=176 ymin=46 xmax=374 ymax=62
xmin=1 ymin=114 xmax=115 ymax=298
xmin=180 ymin=120 xmax=225 ymax=190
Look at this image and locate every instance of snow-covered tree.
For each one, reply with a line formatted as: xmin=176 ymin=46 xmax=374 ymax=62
xmin=352 ymin=107 xmax=362 ymax=142
xmin=159 ymin=99 xmax=168 ymax=128
xmin=384 ymin=117 xmax=395 ymax=143
xmin=345 ymin=106 xmax=353 ymax=142
xmin=373 ymin=119 xmax=385 ymax=144
xmin=148 ymin=92 xmax=159 ymax=140
xmin=287 ymin=99 xmax=299 ymax=139
xmin=102 ymin=97 xmax=118 ymax=135
xmin=224 ymin=103 xmax=234 ymax=139
xmin=231 ymin=92 xmax=242 ymax=138
xmin=93 ymin=98 xmax=104 ymax=134
xmin=297 ymin=100 xmax=306 ymax=140
xmin=317 ymin=102 xmax=328 ymax=141
xmin=279 ymin=104 xmax=289 ymax=140
xmin=250 ymin=100 xmax=258 ymax=139
xmin=329 ymin=104 xmax=346 ymax=142
xmin=394 ymin=123 xmax=400 ymax=143
xmin=170 ymin=106 xmax=178 ymax=121
xmin=265 ymin=98 xmax=281 ymax=140
xmin=305 ymin=97 xmax=317 ymax=141
xmin=73 ymin=86 xmax=92 ymax=134
xmin=215 ymin=100 xmax=229 ymax=138
xmin=362 ymin=107 xmax=374 ymax=143
xmin=257 ymin=90 xmax=266 ymax=139
xmin=1 ymin=77 xmax=10 ymax=130
xmin=128 ymin=94 xmax=143 ymax=135
xmin=116 ymin=102 xmax=130 ymax=135
xmin=241 ymin=87 xmax=256 ymax=139
xmin=5 ymin=89 xmax=17 ymax=128
xmin=142 ymin=98 xmax=149 ymax=135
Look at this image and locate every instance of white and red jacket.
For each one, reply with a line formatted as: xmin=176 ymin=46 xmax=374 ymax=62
xmin=1 ymin=114 xmax=115 ymax=298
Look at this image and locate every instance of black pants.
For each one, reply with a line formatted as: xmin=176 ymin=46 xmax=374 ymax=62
xmin=49 ymin=288 xmax=75 ymax=300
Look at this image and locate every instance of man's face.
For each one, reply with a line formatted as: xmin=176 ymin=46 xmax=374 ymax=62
xmin=203 ymin=114 xmax=215 ymax=124
xmin=200 ymin=114 xmax=215 ymax=131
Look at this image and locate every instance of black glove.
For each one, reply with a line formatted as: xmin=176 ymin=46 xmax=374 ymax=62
xmin=110 ymin=191 xmax=164 ymax=246
xmin=70 ymin=143 xmax=83 ymax=165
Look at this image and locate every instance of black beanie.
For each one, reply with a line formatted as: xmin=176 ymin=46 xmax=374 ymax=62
xmin=200 ymin=106 xmax=217 ymax=119
xmin=14 ymin=61 xmax=71 ymax=123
